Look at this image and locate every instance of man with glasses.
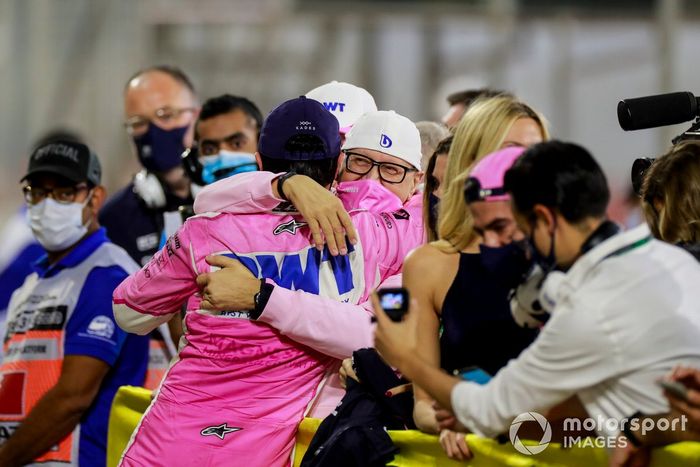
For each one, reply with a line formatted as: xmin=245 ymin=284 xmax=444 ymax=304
xmin=188 ymin=110 xmax=425 ymax=418
xmin=0 ymin=141 xmax=148 ymax=467
xmin=98 ymin=65 xmax=200 ymax=385
xmin=341 ymin=110 xmax=423 ymax=204
xmin=113 ymin=97 xmax=418 ymax=465
xmin=99 ymin=65 xmax=200 ymax=267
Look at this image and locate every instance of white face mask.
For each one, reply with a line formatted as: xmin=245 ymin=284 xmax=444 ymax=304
xmin=29 ymin=194 xmax=92 ymax=252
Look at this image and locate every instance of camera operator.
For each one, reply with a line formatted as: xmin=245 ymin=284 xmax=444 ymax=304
xmin=609 ymin=142 xmax=700 ymax=467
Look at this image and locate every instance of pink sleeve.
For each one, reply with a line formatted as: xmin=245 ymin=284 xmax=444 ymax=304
xmin=258 ymin=282 xmax=374 ymax=359
xmin=376 ymin=273 xmax=402 ymax=290
xmin=357 ymin=210 xmax=423 ymax=280
xmin=258 ymin=273 xmax=403 ymax=358
xmin=193 ymin=171 xmax=284 ymax=214
xmin=113 ymin=221 xmax=204 ymax=334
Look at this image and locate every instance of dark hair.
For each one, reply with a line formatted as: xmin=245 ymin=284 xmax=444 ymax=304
xmin=423 ymin=135 xmax=453 ymax=241
xmin=259 ymin=135 xmax=338 ymax=188
xmin=125 ymin=65 xmax=196 ymax=94
xmin=197 ymin=94 xmax=263 ymax=138
xmin=446 ymin=88 xmax=512 ymax=107
xmin=504 ymin=140 xmax=610 ymax=224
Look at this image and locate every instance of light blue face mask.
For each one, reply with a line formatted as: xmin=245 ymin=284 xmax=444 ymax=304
xmin=200 ymin=150 xmax=258 ymax=185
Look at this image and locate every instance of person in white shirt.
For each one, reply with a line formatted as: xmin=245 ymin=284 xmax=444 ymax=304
xmin=373 ymin=140 xmax=700 ymax=449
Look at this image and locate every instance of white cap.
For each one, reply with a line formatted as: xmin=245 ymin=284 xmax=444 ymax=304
xmin=342 ymin=110 xmax=423 ymax=170
xmin=306 ymin=81 xmax=378 ymax=134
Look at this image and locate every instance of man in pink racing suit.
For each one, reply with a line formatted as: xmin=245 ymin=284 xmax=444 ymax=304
xmin=112 ymin=97 xmax=418 ymax=466
xmin=191 ymin=110 xmax=426 ymax=417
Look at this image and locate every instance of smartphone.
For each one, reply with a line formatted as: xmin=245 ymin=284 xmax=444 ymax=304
xmin=377 ymin=287 xmax=409 ymax=322
xmin=657 ymin=379 xmax=689 ymax=401
xmin=453 ymin=366 xmax=492 ymax=385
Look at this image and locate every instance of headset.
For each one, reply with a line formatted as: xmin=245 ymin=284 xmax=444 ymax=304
xmin=132 ymin=169 xmax=167 ymax=209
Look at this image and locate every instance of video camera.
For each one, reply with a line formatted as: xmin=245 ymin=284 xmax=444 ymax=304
xmin=617 ymin=91 xmax=700 ymax=195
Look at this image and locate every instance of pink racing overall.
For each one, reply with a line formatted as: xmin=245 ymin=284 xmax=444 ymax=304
xmin=113 ymin=180 xmax=418 ymax=466
xmin=192 ymin=172 xmax=424 ymax=417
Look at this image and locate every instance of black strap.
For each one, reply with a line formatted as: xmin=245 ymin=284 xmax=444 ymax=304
xmin=276 ymin=171 xmax=297 ymax=202
xmin=250 ymin=281 xmax=274 ymax=320
xmin=622 ymin=411 xmax=645 ymax=447
xmin=580 ymin=220 xmax=621 ymax=255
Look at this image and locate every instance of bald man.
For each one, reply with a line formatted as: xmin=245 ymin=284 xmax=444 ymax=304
xmin=100 ymin=65 xmax=200 ymax=266
xmin=99 ymin=65 xmax=200 ymax=387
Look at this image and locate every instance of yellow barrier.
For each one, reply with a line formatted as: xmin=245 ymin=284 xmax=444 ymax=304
xmin=108 ymin=386 xmax=700 ymax=467
xmin=106 ymin=386 xmax=153 ymax=467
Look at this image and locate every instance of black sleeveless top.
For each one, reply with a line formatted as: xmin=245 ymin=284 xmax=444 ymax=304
xmin=439 ymin=253 xmax=539 ymax=376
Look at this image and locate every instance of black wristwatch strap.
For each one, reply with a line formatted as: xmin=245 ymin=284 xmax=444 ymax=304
xmin=622 ymin=411 xmax=644 ymax=447
xmin=251 ymin=280 xmax=274 ymax=320
xmin=276 ymin=171 xmax=297 ymax=202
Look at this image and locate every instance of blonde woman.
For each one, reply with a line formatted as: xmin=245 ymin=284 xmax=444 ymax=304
xmin=406 ymin=96 xmax=549 ymax=460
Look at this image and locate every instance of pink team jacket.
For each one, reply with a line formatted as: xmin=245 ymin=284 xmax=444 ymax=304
xmin=192 ymin=172 xmax=424 ymax=417
xmin=113 ymin=179 xmax=421 ymax=466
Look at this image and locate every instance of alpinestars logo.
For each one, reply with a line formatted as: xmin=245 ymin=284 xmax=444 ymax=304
xmin=274 ymin=219 xmax=307 ymax=235
xmin=200 ymin=423 xmax=242 ymax=440
xmin=296 ymin=120 xmax=316 ymax=131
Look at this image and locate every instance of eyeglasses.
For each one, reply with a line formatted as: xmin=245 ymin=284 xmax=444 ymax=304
xmin=343 ymin=152 xmax=416 ymax=184
xmin=124 ymin=107 xmax=196 ymax=136
xmin=22 ymin=183 xmax=89 ymax=205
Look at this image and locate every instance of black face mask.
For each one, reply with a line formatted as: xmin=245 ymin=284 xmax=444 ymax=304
xmin=428 ymin=192 xmax=440 ymax=231
xmin=479 ymin=239 xmax=533 ymax=290
xmin=527 ymin=212 xmax=559 ymax=277
xmin=529 ymin=232 xmax=557 ymax=275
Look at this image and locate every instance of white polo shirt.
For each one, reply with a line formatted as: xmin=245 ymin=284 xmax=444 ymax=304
xmin=451 ymin=224 xmax=700 ymax=438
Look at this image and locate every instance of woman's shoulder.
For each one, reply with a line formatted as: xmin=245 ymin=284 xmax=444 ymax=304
xmin=404 ymin=242 xmax=459 ymax=280
xmin=406 ymin=242 xmax=454 ymax=265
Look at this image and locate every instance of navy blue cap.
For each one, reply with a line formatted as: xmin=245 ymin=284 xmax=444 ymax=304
xmin=258 ymin=96 xmax=341 ymax=160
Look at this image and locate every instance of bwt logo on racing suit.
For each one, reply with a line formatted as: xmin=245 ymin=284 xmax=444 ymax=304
xmin=221 ymin=242 xmax=363 ymax=300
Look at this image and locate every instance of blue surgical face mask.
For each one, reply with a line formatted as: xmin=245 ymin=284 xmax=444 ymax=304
xmin=200 ymin=150 xmax=258 ymax=185
xmin=479 ymin=239 xmax=533 ymax=290
xmin=133 ymin=123 xmax=189 ymax=173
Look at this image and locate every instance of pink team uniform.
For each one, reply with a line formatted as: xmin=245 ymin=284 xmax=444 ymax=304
xmin=113 ymin=180 xmax=419 ymax=466
xmin=193 ymin=172 xmax=424 ymax=416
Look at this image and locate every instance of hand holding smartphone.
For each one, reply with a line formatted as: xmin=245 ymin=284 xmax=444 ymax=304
xmin=657 ymin=379 xmax=689 ymax=401
xmin=453 ymin=366 xmax=492 ymax=385
xmin=376 ymin=287 xmax=409 ymax=322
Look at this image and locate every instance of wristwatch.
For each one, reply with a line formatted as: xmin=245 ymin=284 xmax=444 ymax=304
xmin=250 ymin=279 xmax=274 ymax=320
xmin=276 ymin=171 xmax=297 ymax=202
xmin=622 ymin=411 xmax=644 ymax=447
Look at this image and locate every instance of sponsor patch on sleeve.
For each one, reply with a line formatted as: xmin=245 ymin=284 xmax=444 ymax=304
xmin=392 ymin=209 xmax=410 ymax=220
xmin=86 ymin=316 xmax=116 ymax=339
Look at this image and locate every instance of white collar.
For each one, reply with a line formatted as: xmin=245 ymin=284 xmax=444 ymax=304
xmin=565 ymin=223 xmax=651 ymax=286
xmin=539 ymin=224 xmax=652 ymax=312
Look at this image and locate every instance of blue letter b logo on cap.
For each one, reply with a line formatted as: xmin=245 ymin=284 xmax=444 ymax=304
xmin=379 ymin=134 xmax=392 ymax=148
